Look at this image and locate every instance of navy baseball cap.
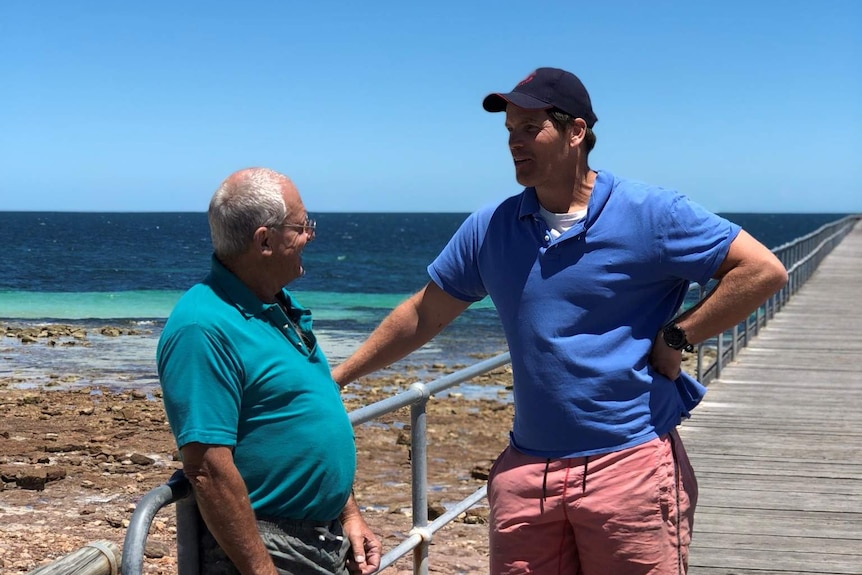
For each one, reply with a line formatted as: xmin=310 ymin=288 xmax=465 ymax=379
xmin=482 ymin=67 xmax=598 ymax=128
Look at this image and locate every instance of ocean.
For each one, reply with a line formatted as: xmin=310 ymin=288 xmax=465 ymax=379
xmin=0 ymin=211 xmax=849 ymax=392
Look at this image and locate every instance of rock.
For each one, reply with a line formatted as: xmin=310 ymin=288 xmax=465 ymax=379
xmin=461 ymin=507 xmax=489 ymax=524
xmin=19 ymin=394 xmax=41 ymax=405
xmin=396 ymin=432 xmax=411 ymax=446
xmin=428 ymin=503 xmax=446 ymax=520
xmin=144 ymin=541 xmax=170 ymax=559
xmin=470 ymin=463 xmax=492 ymax=481
xmin=46 ymin=467 xmax=67 ymax=482
xmin=16 ymin=474 xmax=46 ymax=490
xmin=112 ymin=408 xmax=137 ymax=421
xmin=129 ymin=453 xmax=155 ymax=466
xmin=11 ymin=466 xmax=66 ymax=490
xmin=44 ymin=444 xmax=87 ymax=453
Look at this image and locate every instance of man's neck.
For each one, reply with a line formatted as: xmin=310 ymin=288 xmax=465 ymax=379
xmin=219 ymin=255 xmax=280 ymax=304
xmin=536 ymin=167 xmax=596 ymax=214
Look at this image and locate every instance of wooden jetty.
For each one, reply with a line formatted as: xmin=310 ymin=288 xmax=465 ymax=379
xmin=681 ymin=222 xmax=862 ymax=574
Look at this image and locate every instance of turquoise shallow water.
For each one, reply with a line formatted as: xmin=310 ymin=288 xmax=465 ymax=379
xmin=0 ymin=211 xmax=848 ymax=394
xmin=0 ymin=290 xmax=429 ymax=320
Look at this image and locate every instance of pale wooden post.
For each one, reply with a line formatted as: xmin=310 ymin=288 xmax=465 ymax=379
xmin=26 ymin=540 xmax=120 ymax=575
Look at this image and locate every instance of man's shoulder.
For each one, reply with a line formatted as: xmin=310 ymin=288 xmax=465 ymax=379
xmin=163 ymin=282 xmax=234 ymax=335
xmin=608 ymin=173 xmax=680 ymax=203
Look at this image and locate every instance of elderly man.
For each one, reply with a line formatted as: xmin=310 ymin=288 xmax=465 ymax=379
xmin=333 ymin=68 xmax=788 ymax=574
xmin=158 ymin=167 xmax=380 ymax=575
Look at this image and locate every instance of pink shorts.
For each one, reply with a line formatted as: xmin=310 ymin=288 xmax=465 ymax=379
xmin=488 ymin=430 xmax=697 ymax=575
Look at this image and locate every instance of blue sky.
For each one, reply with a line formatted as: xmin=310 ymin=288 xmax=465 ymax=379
xmin=1 ymin=1 xmax=859 ymax=214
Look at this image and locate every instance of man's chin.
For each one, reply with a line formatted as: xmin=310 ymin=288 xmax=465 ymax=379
xmin=514 ymin=173 xmax=534 ymax=187
xmin=513 ymin=164 xmax=535 ymax=185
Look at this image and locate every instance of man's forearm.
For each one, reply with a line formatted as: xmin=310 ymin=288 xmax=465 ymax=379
xmin=334 ymin=281 xmax=470 ymax=387
xmin=184 ymin=448 xmax=276 ymax=575
xmin=677 ymin=242 xmax=787 ymax=344
xmin=334 ymin=298 xmax=427 ymax=385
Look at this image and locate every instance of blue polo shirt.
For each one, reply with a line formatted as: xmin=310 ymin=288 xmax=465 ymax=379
xmin=429 ymin=170 xmax=740 ymax=458
xmin=157 ymin=257 xmax=355 ymax=520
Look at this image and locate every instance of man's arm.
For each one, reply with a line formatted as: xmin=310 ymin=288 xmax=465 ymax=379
xmin=340 ymin=494 xmax=382 ymax=575
xmin=180 ymin=443 xmax=277 ymax=575
xmin=332 ymin=280 xmax=472 ymax=387
xmin=651 ymin=229 xmax=789 ymax=379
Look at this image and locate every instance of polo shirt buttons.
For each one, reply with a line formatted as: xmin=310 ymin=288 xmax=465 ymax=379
xmin=543 ymin=234 xmax=550 ymax=242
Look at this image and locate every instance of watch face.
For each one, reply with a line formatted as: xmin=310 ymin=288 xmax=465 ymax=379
xmin=663 ymin=325 xmax=686 ymax=349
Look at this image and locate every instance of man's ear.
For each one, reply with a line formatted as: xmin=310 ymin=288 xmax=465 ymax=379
xmin=252 ymin=226 xmax=273 ymax=255
xmin=569 ymin=118 xmax=587 ymax=148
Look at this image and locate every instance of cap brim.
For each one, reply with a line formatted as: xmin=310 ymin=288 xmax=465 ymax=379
xmin=482 ymin=92 xmax=552 ymax=113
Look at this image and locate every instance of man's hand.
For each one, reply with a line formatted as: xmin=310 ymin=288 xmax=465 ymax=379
xmin=649 ymin=332 xmax=683 ymax=381
xmin=340 ymin=496 xmax=382 ymax=575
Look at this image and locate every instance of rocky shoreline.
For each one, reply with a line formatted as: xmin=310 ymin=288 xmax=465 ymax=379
xmin=1 ymin=323 xmax=707 ymax=574
xmin=1 ymin=323 xmax=516 ymax=575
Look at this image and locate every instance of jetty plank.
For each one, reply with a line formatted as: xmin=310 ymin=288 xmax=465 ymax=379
xmin=681 ymin=221 xmax=862 ymax=575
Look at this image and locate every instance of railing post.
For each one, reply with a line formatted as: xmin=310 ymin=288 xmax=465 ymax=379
xmin=754 ymin=306 xmax=760 ymax=337
xmin=121 ymin=470 xmax=191 ymax=575
xmin=175 ymin=494 xmax=201 ymax=575
xmin=696 ymin=286 xmax=705 ymax=381
xmin=410 ymin=389 xmax=430 ymax=575
xmin=716 ymin=330 xmax=723 ymax=379
xmin=732 ymin=324 xmax=739 ymax=361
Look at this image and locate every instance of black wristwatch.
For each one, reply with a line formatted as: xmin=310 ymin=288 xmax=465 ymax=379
xmin=662 ymin=322 xmax=694 ymax=352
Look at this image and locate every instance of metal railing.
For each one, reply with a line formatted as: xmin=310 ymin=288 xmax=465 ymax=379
xmin=121 ymin=214 xmax=860 ymax=575
xmin=694 ymin=214 xmax=859 ymax=384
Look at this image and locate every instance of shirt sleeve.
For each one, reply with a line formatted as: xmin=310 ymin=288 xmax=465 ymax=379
xmin=427 ymin=210 xmax=488 ymax=303
xmin=157 ymin=323 xmax=244 ymax=449
xmin=660 ymin=194 xmax=742 ymax=286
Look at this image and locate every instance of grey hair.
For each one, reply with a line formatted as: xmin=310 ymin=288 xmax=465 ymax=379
xmin=208 ymin=168 xmax=288 ymax=258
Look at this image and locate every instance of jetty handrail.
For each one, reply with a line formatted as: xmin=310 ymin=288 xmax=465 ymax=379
xmin=120 ymin=354 xmax=512 ymax=575
xmin=692 ymin=214 xmax=859 ymax=383
xmin=120 ymin=214 xmax=860 ymax=575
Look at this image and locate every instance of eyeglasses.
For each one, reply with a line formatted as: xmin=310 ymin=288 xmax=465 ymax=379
xmin=275 ymin=217 xmax=316 ymax=241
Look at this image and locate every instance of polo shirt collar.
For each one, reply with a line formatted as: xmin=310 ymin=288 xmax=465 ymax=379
xmin=517 ymin=170 xmax=615 ymax=230
xmin=207 ymin=255 xmax=289 ymax=319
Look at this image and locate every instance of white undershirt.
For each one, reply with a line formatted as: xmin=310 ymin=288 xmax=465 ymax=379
xmin=539 ymin=206 xmax=587 ymax=240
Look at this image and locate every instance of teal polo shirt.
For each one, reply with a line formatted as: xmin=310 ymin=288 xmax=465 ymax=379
xmin=157 ymin=257 xmax=355 ymax=521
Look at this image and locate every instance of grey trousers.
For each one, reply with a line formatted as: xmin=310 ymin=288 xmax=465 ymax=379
xmin=199 ymin=516 xmax=350 ymax=575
